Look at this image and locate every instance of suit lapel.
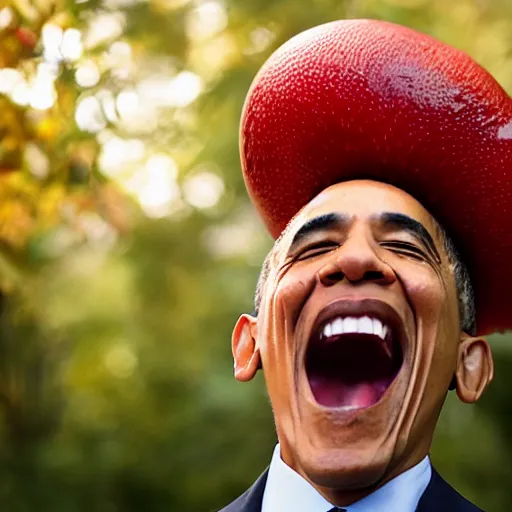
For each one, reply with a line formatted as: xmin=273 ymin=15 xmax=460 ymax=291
xmin=416 ymin=469 xmax=484 ymax=512
xmin=219 ymin=470 xmax=268 ymax=512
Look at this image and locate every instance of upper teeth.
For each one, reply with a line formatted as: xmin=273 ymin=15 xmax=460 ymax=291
xmin=322 ymin=316 xmax=389 ymax=340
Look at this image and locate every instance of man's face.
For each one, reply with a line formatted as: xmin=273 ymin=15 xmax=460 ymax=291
xmin=232 ymin=180 xmax=492 ymax=498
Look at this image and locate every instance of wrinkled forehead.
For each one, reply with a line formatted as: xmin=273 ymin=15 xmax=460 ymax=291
xmin=280 ymin=180 xmax=441 ymax=248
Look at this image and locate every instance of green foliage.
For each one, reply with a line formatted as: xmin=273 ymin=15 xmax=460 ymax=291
xmin=0 ymin=0 xmax=510 ymax=510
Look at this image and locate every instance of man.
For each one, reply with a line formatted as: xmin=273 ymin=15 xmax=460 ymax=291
xmin=222 ymin=19 xmax=512 ymax=512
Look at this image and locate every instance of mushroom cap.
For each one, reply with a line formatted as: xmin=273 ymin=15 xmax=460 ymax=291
xmin=240 ymin=19 xmax=512 ymax=335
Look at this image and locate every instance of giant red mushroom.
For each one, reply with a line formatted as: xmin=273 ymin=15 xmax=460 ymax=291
xmin=240 ymin=19 xmax=512 ymax=335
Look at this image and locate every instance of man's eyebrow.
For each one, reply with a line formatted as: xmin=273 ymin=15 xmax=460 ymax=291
xmin=288 ymin=213 xmax=349 ymax=250
xmin=379 ymin=212 xmax=441 ymax=262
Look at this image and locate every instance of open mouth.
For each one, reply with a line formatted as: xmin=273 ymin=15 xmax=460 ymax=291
xmin=306 ymin=315 xmax=403 ymax=409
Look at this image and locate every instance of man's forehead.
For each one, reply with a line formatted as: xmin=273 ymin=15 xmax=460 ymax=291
xmin=285 ymin=180 xmax=438 ymax=239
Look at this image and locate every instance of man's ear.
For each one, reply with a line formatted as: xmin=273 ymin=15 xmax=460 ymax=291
xmin=232 ymin=314 xmax=260 ymax=382
xmin=455 ymin=334 xmax=494 ymax=403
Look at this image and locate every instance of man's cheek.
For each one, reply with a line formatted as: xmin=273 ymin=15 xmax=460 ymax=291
xmin=410 ymin=274 xmax=459 ymax=352
xmin=400 ymin=269 xmax=445 ymax=322
xmin=260 ymin=270 xmax=314 ymax=399
xmin=258 ymin=278 xmax=298 ymax=383
xmin=272 ymin=266 xmax=316 ymax=329
xmin=403 ymin=271 xmax=459 ymax=386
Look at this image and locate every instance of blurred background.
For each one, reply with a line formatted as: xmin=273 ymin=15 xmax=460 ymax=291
xmin=0 ymin=0 xmax=510 ymax=510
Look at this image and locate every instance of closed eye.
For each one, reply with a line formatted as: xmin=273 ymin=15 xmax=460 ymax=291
xmin=295 ymin=241 xmax=339 ymax=261
xmin=380 ymin=241 xmax=427 ymax=260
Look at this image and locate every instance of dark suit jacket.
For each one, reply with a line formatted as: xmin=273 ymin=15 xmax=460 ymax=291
xmin=219 ymin=468 xmax=484 ymax=512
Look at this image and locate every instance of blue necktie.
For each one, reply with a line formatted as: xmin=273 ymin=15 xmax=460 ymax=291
xmin=328 ymin=508 xmax=347 ymax=512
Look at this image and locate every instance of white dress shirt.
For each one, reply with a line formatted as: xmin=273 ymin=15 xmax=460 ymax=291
xmin=261 ymin=445 xmax=431 ymax=512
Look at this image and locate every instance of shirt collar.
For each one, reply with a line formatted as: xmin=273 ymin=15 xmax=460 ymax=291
xmin=261 ymin=445 xmax=432 ymax=512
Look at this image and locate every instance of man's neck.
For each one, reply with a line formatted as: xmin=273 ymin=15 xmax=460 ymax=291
xmin=280 ymin=447 xmax=428 ymax=508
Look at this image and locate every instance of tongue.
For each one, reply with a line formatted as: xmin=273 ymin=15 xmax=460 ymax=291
xmin=309 ymin=375 xmax=390 ymax=408
xmin=306 ymin=334 xmax=400 ymax=409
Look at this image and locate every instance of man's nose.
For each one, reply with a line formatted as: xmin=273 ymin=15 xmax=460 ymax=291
xmin=317 ymin=233 xmax=396 ymax=287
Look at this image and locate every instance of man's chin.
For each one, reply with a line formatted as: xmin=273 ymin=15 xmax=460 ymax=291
xmin=285 ymin=391 xmax=405 ymax=491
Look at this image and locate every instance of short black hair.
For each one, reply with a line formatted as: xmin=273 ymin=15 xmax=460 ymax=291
xmin=253 ymin=222 xmax=476 ymax=336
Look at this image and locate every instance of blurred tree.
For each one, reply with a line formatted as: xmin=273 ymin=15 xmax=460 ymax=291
xmin=0 ymin=0 xmax=509 ymax=510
